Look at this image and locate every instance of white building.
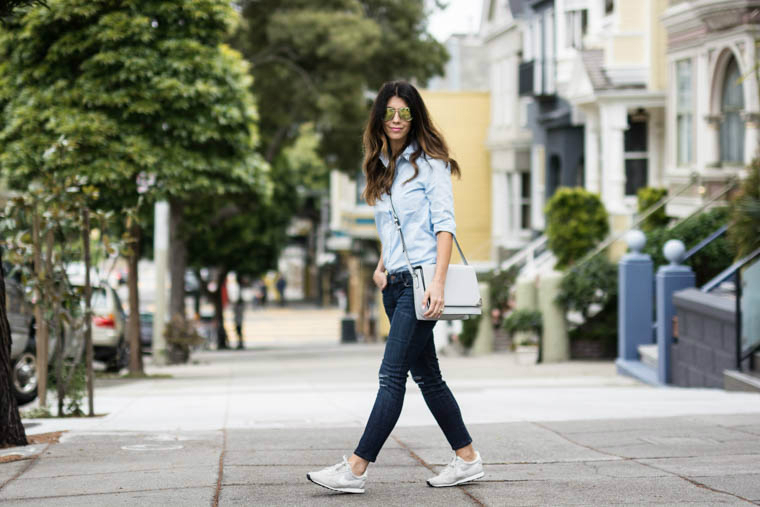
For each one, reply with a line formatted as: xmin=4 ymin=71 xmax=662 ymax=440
xmin=662 ymin=0 xmax=759 ymax=216
xmin=482 ymin=0 xmax=534 ymax=260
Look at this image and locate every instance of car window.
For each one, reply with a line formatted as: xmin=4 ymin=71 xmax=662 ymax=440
xmin=110 ymin=288 xmax=125 ymax=315
xmin=91 ymin=288 xmax=108 ymax=311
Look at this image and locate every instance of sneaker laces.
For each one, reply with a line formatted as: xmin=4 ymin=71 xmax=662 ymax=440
xmin=329 ymin=456 xmax=351 ymax=472
xmin=443 ymin=454 xmax=459 ymax=471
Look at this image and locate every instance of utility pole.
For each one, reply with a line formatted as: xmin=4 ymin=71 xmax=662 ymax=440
xmin=151 ymin=200 xmax=169 ymax=365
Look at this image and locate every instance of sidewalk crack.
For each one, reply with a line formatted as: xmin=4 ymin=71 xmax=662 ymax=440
xmin=0 ymin=442 xmax=52 ymax=492
xmin=212 ymin=429 xmax=227 ymax=507
xmin=392 ymin=435 xmax=486 ymax=507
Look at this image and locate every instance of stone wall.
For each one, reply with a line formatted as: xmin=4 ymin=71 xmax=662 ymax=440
xmin=672 ymin=288 xmax=741 ymax=388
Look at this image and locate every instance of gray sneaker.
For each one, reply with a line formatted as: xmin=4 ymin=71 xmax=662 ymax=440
xmin=427 ymin=451 xmax=484 ymax=487
xmin=306 ymin=456 xmax=367 ymax=494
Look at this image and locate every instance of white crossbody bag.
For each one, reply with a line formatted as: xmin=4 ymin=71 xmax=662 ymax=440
xmin=389 ymin=192 xmax=482 ymax=321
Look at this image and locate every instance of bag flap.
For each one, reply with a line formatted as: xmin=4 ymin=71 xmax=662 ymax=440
xmin=418 ymin=264 xmax=480 ymax=306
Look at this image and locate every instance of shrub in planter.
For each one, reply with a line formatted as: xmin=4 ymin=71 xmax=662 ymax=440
xmin=164 ymin=315 xmax=205 ymax=364
xmin=545 ymin=188 xmax=609 ymax=269
xmin=557 ymin=256 xmax=618 ymax=358
xmin=637 ymin=187 xmax=669 ymax=232
xmin=502 ymin=309 xmax=542 ymax=341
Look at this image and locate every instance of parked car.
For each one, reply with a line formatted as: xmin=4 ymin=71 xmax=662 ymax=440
xmin=6 ymin=272 xmax=37 ymax=405
xmin=90 ymin=285 xmax=128 ymax=372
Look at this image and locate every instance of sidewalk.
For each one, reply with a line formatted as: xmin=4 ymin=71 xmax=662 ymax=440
xmin=3 ymin=341 xmax=760 ymax=505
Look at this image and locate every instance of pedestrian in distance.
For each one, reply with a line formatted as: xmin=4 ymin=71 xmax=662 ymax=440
xmin=275 ymin=274 xmax=286 ymax=307
xmin=307 ymin=81 xmax=484 ymax=494
xmin=233 ymin=297 xmax=245 ymax=350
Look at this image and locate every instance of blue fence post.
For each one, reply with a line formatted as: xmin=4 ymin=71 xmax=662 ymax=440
xmin=618 ymin=231 xmax=654 ymax=362
xmin=656 ymin=240 xmax=696 ymax=384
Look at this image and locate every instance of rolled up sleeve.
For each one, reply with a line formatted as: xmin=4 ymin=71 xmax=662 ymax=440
xmin=424 ymin=158 xmax=457 ymax=236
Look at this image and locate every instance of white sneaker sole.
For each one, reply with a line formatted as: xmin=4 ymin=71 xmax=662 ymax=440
xmin=427 ymin=471 xmax=485 ymax=488
xmin=306 ymin=473 xmax=365 ymax=494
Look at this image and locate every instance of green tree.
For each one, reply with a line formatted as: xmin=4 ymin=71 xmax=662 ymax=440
xmin=545 ymin=188 xmax=610 ymax=270
xmin=729 ymin=158 xmax=760 ymax=258
xmin=0 ymin=0 xmax=268 ymax=365
xmin=232 ymin=0 xmax=448 ymax=170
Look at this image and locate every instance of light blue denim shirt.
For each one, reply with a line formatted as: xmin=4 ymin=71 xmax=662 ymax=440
xmin=373 ymin=143 xmax=457 ymax=274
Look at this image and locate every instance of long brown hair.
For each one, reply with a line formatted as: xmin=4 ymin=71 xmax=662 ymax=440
xmin=361 ymin=81 xmax=460 ymax=205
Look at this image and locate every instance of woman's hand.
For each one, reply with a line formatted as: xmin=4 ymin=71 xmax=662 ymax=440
xmin=373 ymin=269 xmax=388 ymax=291
xmin=423 ymin=279 xmax=445 ymax=318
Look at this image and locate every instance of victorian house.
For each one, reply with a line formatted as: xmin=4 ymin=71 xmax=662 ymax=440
xmin=661 ymin=0 xmax=759 ymax=215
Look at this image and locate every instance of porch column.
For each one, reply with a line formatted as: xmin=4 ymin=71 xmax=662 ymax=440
xmin=744 ymin=113 xmax=760 ymax=162
xmin=510 ymin=171 xmax=521 ymax=233
xmin=600 ymin=103 xmax=627 ymax=212
xmin=584 ymin=110 xmax=601 ymax=193
xmin=491 ymin=168 xmax=509 ymax=257
xmin=704 ymin=115 xmax=721 ymax=166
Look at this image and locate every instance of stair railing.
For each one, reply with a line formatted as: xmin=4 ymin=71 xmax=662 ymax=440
xmin=701 ymin=246 xmax=760 ymax=372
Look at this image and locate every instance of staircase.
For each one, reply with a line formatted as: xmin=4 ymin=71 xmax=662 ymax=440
xmin=724 ymin=351 xmax=760 ymax=392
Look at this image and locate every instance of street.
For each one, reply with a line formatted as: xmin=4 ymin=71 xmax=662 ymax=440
xmin=2 ymin=306 xmax=760 ymax=505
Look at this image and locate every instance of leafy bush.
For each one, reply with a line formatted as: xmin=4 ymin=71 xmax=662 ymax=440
xmin=556 ymin=256 xmax=617 ymax=319
xmin=486 ymin=267 xmax=518 ymax=312
xmin=503 ymin=309 xmax=542 ymax=335
xmin=557 ymin=256 xmax=618 ymax=352
xmin=644 ymin=207 xmax=734 ymax=286
xmin=458 ymin=315 xmax=480 ymax=350
xmin=637 ymin=187 xmax=669 ymax=232
xmin=545 ymin=188 xmax=609 ymax=269
xmin=729 ymin=159 xmax=760 ymax=258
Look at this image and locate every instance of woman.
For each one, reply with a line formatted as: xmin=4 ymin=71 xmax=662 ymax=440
xmin=307 ymin=81 xmax=483 ymax=494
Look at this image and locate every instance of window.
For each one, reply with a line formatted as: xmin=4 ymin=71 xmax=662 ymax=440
xmin=520 ymin=171 xmax=531 ymax=230
xmin=624 ymin=112 xmax=648 ymax=196
xmin=548 ymin=155 xmax=561 ymax=197
xmin=605 ymin=0 xmax=614 ymax=15
xmin=720 ymin=56 xmax=745 ymax=164
xmin=565 ymin=10 xmax=588 ymax=49
xmin=676 ymin=59 xmax=693 ymax=166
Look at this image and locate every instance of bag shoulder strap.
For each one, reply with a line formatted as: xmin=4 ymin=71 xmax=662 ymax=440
xmin=388 ymin=191 xmax=469 ymax=278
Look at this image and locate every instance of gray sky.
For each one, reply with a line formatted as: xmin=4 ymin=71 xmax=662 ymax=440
xmin=427 ymin=0 xmax=483 ymax=42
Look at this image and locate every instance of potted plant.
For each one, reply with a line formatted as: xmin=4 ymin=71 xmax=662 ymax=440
xmin=503 ymin=309 xmax=542 ymax=364
xmin=163 ymin=315 xmax=205 ymax=364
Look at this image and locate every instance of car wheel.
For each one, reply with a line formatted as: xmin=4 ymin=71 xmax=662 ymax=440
xmin=105 ymin=337 xmax=129 ymax=373
xmin=12 ymin=352 xmax=38 ymax=405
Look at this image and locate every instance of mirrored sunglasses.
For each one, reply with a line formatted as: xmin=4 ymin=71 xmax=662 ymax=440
xmin=384 ymin=107 xmax=412 ymax=122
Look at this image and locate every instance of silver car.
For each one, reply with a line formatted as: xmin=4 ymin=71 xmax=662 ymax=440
xmin=90 ymin=285 xmax=128 ymax=372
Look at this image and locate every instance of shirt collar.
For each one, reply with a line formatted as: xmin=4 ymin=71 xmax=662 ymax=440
xmin=380 ymin=141 xmax=417 ymax=167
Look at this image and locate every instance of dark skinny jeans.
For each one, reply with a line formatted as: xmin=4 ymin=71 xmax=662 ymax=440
xmin=354 ymin=270 xmax=472 ymax=462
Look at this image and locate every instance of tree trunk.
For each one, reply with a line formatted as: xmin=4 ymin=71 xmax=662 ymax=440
xmin=126 ymin=219 xmax=143 ymax=374
xmin=213 ymin=270 xmax=228 ymax=350
xmin=82 ymin=208 xmax=95 ymax=416
xmin=169 ymin=198 xmax=186 ymax=323
xmin=0 ymin=247 xmax=28 ymax=448
xmin=32 ymin=210 xmax=48 ymax=407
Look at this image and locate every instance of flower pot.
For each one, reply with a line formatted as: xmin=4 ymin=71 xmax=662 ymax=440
xmin=514 ymin=345 xmax=539 ymax=365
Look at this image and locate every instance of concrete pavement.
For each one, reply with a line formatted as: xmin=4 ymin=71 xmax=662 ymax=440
xmin=2 ymin=306 xmax=760 ymax=505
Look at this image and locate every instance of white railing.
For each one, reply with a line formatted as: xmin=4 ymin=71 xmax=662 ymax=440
xmin=499 ymin=234 xmax=549 ymax=273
